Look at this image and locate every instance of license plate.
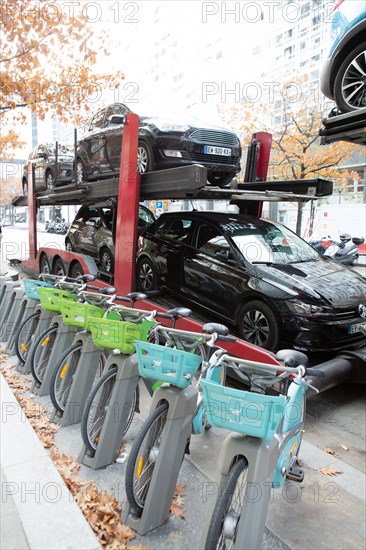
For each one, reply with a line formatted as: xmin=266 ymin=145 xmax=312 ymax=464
xmin=348 ymin=322 xmax=366 ymax=334
xmin=204 ymin=145 xmax=232 ymax=156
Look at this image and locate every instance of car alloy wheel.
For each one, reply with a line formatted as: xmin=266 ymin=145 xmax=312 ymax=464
xmin=238 ymin=300 xmax=280 ymax=351
xmin=242 ymin=310 xmax=270 ymax=347
xmin=101 ymin=249 xmax=113 ymax=273
xmin=137 ymin=258 xmax=157 ymax=291
xmin=46 ymin=172 xmax=54 ymax=190
xmin=334 ymin=43 xmax=366 ymax=112
xmin=23 ymin=181 xmax=28 ymax=196
xmin=137 ymin=146 xmax=149 ymax=173
xmin=76 ymin=160 xmax=86 ymax=185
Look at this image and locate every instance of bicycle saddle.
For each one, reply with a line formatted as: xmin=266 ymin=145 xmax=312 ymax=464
xmin=167 ymin=307 xmax=191 ymax=318
xmin=203 ymin=323 xmax=229 ymax=336
xmin=275 ymin=349 xmax=309 ymax=368
xmin=102 ymin=287 xmax=116 ymax=295
xmin=127 ymin=292 xmax=147 ymax=301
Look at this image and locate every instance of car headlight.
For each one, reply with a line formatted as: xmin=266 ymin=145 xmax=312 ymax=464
xmin=152 ymin=120 xmax=190 ymax=133
xmin=287 ymin=299 xmax=333 ymax=317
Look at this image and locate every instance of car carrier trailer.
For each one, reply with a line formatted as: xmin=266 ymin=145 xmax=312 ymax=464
xmin=11 ymin=113 xmax=366 ymax=385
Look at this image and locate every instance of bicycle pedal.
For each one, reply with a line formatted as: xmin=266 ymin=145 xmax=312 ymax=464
xmin=286 ymin=466 xmax=304 ymax=482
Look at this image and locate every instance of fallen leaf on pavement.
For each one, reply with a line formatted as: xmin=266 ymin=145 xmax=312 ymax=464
xmin=319 ymin=467 xmax=342 ymax=476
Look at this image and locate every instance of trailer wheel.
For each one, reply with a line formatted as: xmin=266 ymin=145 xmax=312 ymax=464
xmin=69 ymin=262 xmax=84 ymax=279
xmin=53 ymin=258 xmax=66 ymax=277
xmin=40 ymin=255 xmax=50 ymax=274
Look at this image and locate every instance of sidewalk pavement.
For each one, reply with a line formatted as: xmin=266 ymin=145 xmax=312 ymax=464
xmin=0 ymin=374 xmax=101 ymax=550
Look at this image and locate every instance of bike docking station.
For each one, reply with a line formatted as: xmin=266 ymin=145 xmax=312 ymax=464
xmin=31 ymin=316 xmax=79 ymax=396
xmin=199 ymin=434 xmax=281 ymax=550
xmin=51 ymin=331 xmax=106 ymax=426
xmin=17 ymin=305 xmax=56 ymax=374
xmin=0 ymin=279 xmax=21 ymax=337
xmin=122 ymin=383 xmax=199 ymax=535
xmin=3 ymin=287 xmax=39 ymax=356
xmin=78 ymin=350 xmax=142 ymax=470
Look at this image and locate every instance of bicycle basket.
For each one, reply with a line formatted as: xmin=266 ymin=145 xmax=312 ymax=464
xmin=134 ymin=341 xmax=202 ymax=389
xmin=88 ymin=317 xmax=141 ymax=354
xmin=60 ymin=300 xmax=105 ymax=329
xmin=200 ymin=380 xmax=287 ymax=441
xmin=38 ymin=287 xmax=77 ymax=313
xmin=23 ymin=279 xmax=52 ymax=301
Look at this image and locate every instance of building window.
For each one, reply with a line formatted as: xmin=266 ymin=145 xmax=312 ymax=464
xmin=300 ymin=41 xmax=306 ymax=50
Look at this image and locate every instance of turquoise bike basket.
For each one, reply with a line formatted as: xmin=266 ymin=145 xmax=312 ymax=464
xmin=23 ymin=279 xmax=52 ymax=301
xmin=200 ymin=379 xmax=287 ymax=441
xmin=134 ymin=341 xmax=202 ymax=389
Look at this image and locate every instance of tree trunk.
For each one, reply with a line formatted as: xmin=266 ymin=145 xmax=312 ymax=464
xmin=295 ymin=200 xmax=306 ymax=236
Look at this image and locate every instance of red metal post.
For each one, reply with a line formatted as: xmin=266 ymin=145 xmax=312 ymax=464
xmin=27 ymin=162 xmax=37 ymax=259
xmin=114 ymin=113 xmax=140 ymax=294
xmin=253 ymin=131 xmax=272 ymax=217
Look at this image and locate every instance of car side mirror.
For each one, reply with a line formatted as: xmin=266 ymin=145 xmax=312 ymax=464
xmin=215 ymin=249 xmax=236 ymax=264
xmin=108 ymin=114 xmax=126 ymax=126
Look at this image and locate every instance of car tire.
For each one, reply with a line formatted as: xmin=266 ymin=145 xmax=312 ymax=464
xmin=46 ymin=171 xmax=54 ymax=190
xmin=207 ymin=173 xmax=234 ymax=188
xmin=100 ymin=248 xmax=114 ymax=273
xmin=53 ymin=258 xmax=66 ymax=277
xmin=69 ymin=262 xmax=84 ymax=279
xmin=76 ymin=159 xmax=87 ymax=185
xmin=137 ymin=141 xmax=154 ymax=174
xmin=40 ymin=254 xmax=50 ymax=274
xmin=238 ymin=300 xmax=280 ymax=351
xmin=22 ymin=179 xmax=28 ymax=196
xmin=136 ymin=257 xmax=158 ymax=292
xmin=334 ymin=42 xmax=366 ymax=113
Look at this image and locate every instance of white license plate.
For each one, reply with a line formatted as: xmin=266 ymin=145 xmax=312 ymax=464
xmin=348 ymin=322 xmax=366 ymax=334
xmin=204 ymin=145 xmax=232 ymax=156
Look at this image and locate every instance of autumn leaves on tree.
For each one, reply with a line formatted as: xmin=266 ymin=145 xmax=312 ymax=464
xmin=0 ymin=0 xmax=124 ymax=159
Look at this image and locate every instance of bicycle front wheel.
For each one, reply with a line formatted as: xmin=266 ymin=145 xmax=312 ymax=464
xmin=50 ymin=342 xmax=83 ymax=414
xmin=125 ymin=402 xmax=169 ymax=512
xmin=30 ymin=324 xmax=58 ymax=385
xmin=81 ymin=365 xmax=138 ymax=455
xmin=15 ymin=311 xmax=40 ymax=363
xmin=205 ymin=456 xmax=248 ymax=550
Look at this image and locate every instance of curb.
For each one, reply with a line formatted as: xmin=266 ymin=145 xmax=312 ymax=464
xmin=0 ymin=374 xmax=101 ymax=550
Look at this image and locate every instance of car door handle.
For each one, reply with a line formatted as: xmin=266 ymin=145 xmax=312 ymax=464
xmin=185 ymin=258 xmax=193 ymax=263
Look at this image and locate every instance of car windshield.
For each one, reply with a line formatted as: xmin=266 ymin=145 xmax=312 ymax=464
xmin=223 ymin=219 xmax=319 ymax=264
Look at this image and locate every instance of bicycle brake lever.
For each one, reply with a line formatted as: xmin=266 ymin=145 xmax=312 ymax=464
xmin=306 ymin=380 xmax=319 ymax=394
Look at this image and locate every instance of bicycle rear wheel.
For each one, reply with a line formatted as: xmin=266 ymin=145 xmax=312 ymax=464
xmin=125 ymin=402 xmax=169 ymax=512
xmin=30 ymin=324 xmax=58 ymax=385
xmin=204 ymin=456 xmax=248 ymax=550
xmin=15 ymin=311 xmax=40 ymax=363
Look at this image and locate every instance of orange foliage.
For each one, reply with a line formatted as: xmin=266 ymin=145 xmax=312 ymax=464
xmin=0 ymin=0 xmax=124 ymax=157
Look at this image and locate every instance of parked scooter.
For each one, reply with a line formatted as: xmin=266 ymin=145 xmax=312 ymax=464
xmin=324 ymin=234 xmax=364 ymax=266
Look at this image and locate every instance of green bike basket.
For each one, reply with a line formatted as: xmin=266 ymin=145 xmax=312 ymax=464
xmin=88 ymin=317 xmax=142 ymax=354
xmin=59 ymin=300 xmax=105 ymax=329
xmin=38 ymin=287 xmax=77 ymax=313
xmin=200 ymin=379 xmax=287 ymax=441
xmin=23 ymin=279 xmax=52 ymax=301
xmin=134 ymin=341 xmax=202 ymax=389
